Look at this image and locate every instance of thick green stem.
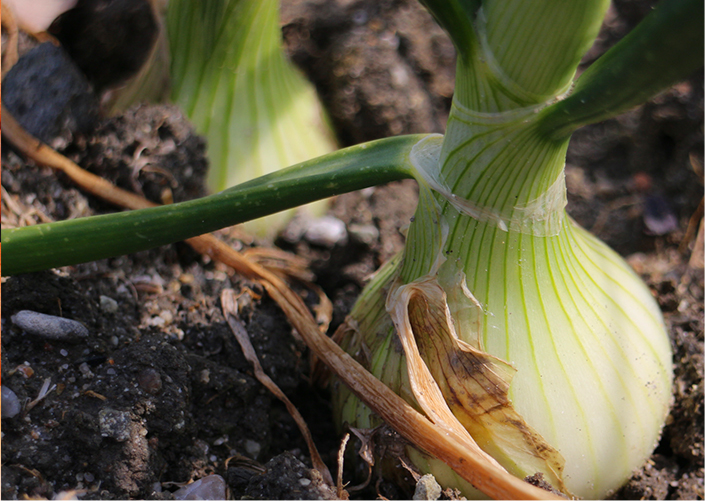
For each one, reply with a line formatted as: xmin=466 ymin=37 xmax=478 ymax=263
xmin=407 ymin=0 xmax=611 ymax=282
xmin=479 ymin=1 xmax=609 ymax=101
xmin=437 ymin=107 xmax=570 ymax=239
xmin=428 ymin=0 xmax=610 ymax=112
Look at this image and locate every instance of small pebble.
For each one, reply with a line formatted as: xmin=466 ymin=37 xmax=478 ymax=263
xmin=98 ymin=408 xmax=131 ymax=442
xmin=173 ymin=475 xmax=226 ymax=500
xmin=413 ymin=474 xmax=442 ymax=501
xmin=3 ymin=42 xmax=98 ymax=144
xmin=2 ymin=386 xmax=22 ymax=419
xmin=244 ymin=439 xmax=261 ymax=459
xmin=78 ymin=363 xmax=94 ymax=379
xmin=304 ymin=216 xmax=348 ymax=247
xmin=348 ymin=223 xmax=380 ymax=245
xmin=11 ymin=310 xmax=89 ymax=341
xmin=100 ymin=295 xmax=119 ymax=314
xmin=52 ymin=490 xmax=80 ymax=500
xmin=159 ymin=310 xmax=174 ymax=324
xmin=148 ymin=316 xmax=166 ymax=327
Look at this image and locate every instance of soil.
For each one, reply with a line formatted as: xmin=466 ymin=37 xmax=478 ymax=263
xmin=1 ymin=0 xmax=703 ymax=500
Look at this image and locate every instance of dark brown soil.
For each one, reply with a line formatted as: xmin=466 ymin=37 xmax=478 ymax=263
xmin=2 ymin=0 xmax=703 ymax=499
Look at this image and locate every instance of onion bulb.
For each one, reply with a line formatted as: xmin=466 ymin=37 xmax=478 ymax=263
xmin=332 ymin=1 xmax=674 ymax=498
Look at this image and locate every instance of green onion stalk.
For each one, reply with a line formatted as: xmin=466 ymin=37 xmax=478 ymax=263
xmin=167 ymin=0 xmax=337 ymax=237
xmin=331 ymin=0 xmax=698 ymax=498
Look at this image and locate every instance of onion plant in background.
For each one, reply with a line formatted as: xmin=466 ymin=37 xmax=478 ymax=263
xmin=167 ymin=0 xmax=337 ymax=237
xmin=108 ymin=0 xmax=338 ymax=238
xmin=2 ymin=0 xmax=702 ymax=498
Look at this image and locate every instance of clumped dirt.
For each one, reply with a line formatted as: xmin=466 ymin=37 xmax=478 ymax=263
xmin=2 ymin=0 xmax=703 ymax=500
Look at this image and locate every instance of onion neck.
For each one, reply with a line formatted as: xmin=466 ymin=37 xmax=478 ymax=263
xmin=438 ymin=95 xmax=570 ymax=236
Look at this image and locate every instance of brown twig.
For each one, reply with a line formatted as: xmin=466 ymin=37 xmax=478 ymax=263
xmin=2 ymin=107 xmax=157 ymax=210
xmin=336 ymin=433 xmax=351 ymax=499
xmin=679 ymin=197 xmax=704 ymax=255
xmin=688 ymin=217 xmax=704 ymax=269
xmin=1 ymin=1 xmax=20 ymax=78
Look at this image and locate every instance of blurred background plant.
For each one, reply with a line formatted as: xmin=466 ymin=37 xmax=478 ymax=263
xmin=107 ymin=0 xmax=338 ymax=239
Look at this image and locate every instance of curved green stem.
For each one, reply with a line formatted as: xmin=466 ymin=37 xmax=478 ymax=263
xmin=538 ymin=0 xmax=704 ymax=139
xmin=2 ymin=135 xmax=423 ymax=276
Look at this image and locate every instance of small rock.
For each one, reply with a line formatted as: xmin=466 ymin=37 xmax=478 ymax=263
xmin=49 ymin=0 xmax=158 ymax=90
xmin=2 ymin=386 xmax=22 ymax=419
xmin=52 ymin=491 xmax=80 ymax=500
xmin=304 ymin=216 xmax=348 ymax=247
xmin=227 ymin=466 xmax=257 ymax=491
xmin=173 ymin=475 xmax=226 ymax=500
xmin=413 ymin=474 xmax=442 ymax=500
xmin=11 ymin=310 xmax=89 ymax=341
xmin=348 ymin=223 xmax=380 ymax=245
xmin=2 ymin=42 xmax=98 ymax=145
xmin=78 ymin=363 xmax=94 ymax=379
xmin=244 ymin=439 xmax=261 ymax=459
xmin=98 ymin=408 xmax=131 ymax=442
xmin=100 ymin=295 xmax=119 ymax=314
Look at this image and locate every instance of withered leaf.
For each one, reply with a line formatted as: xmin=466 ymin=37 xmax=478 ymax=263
xmin=396 ymin=276 xmax=569 ymax=495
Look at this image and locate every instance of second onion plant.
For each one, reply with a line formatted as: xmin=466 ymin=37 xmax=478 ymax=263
xmin=167 ymin=0 xmax=337 ymax=238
